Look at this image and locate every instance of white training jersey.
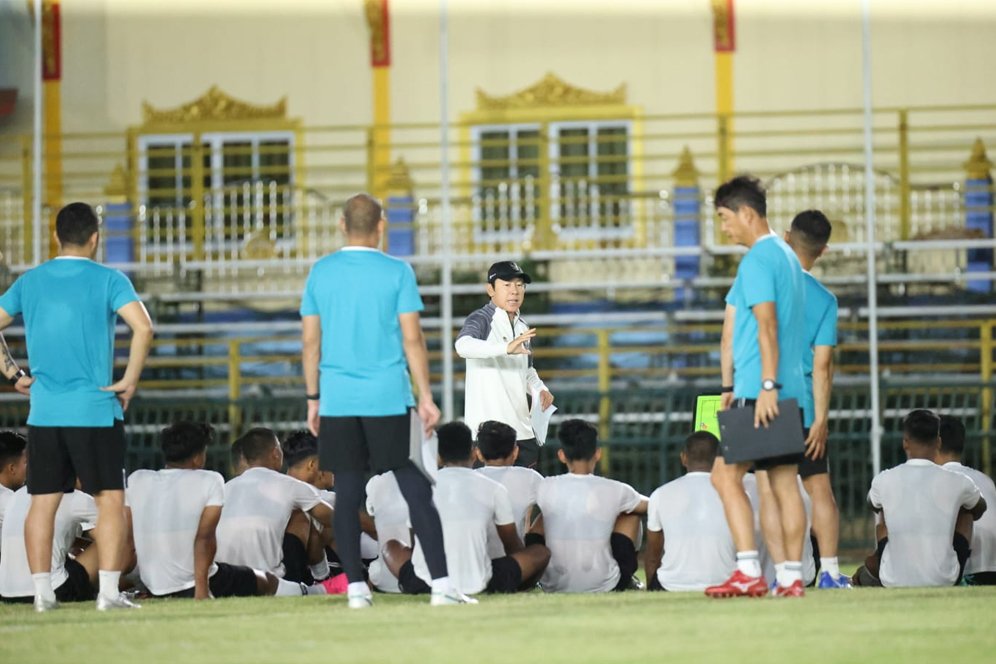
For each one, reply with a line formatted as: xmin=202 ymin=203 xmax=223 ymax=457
xmin=455 ymin=302 xmax=548 ymax=440
xmin=477 ymin=465 xmax=542 ymax=559
xmin=0 ymin=483 xmax=13 ymax=530
xmin=412 ymin=467 xmax=514 ymax=595
xmin=943 ymin=462 xmax=996 ymax=575
xmin=647 ymin=472 xmax=736 ymax=591
xmin=215 ymin=466 xmax=322 ymax=576
xmin=0 ymin=488 xmax=96 ymax=598
xmin=365 ymin=471 xmax=410 ymax=593
xmin=742 ymin=474 xmax=816 ymax=585
xmin=537 ymin=473 xmax=644 ymax=593
xmin=126 ymin=468 xmax=225 ymax=595
xmin=869 ymin=458 xmax=983 ymax=587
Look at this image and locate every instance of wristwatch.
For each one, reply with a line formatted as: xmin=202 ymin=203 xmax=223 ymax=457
xmin=761 ymin=379 xmax=781 ymax=392
xmin=8 ymin=368 xmax=26 ymax=386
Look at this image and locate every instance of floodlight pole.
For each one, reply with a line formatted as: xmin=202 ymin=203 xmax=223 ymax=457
xmin=861 ymin=0 xmax=883 ymax=476
xmin=32 ymin=0 xmax=44 ymax=265
xmin=439 ymin=0 xmax=455 ymax=420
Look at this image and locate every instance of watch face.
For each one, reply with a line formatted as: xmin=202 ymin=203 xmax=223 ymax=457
xmin=762 ymin=379 xmax=775 ymax=390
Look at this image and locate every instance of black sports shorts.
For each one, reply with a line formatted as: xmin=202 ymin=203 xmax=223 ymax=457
xmin=27 ymin=421 xmax=126 ymax=495
xmin=319 ymin=412 xmax=411 ymax=474
xmin=486 ymin=556 xmax=523 ymax=593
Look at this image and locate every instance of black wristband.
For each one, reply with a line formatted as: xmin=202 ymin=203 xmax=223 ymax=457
xmin=720 ymin=386 xmax=733 ymax=393
xmin=306 ymin=393 xmax=320 ymax=401
xmin=8 ymin=368 xmax=26 ymax=386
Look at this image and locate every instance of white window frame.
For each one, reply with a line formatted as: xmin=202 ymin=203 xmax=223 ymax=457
xmin=471 ymin=123 xmax=541 ymax=243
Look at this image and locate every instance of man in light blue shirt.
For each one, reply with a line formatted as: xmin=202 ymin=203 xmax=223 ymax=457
xmin=705 ymin=176 xmax=809 ymax=599
xmin=0 ymin=202 xmax=154 ymax=612
xmin=301 ymin=193 xmax=469 ymax=608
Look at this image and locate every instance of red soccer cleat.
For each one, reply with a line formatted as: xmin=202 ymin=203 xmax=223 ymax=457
xmin=772 ymin=580 xmax=805 ymax=598
xmin=705 ymin=570 xmax=769 ymax=598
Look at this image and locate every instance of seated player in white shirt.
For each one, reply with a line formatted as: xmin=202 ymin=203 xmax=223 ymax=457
xmin=384 ymin=422 xmax=550 ymax=597
xmin=127 ymin=422 xmax=339 ymax=598
xmin=475 ymin=421 xmax=543 ymax=554
xmin=937 ymin=415 xmax=996 ymax=585
xmin=215 ymin=428 xmax=336 ymax=590
xmin=853 ymin=409 xmax=987 ymax=587
xmin=365 ymin=470 xmax=413 ymax=593
xmin=1 ymin=480 xmax=98 ymax=606
xmin=645 ymin=431 xmax=736 ymax=591
xmin=530 ymin=418 xmax=648 ymax=593
xmin=0 ymin=431 xmax=27 ymax=495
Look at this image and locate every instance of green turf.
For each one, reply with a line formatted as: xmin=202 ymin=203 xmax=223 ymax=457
xmin=2 ymin=587 xmax=994 ymax=664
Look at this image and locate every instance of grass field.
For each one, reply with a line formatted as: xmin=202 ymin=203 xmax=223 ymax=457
xmin=2 ymin=586 xmax=994 ymax=664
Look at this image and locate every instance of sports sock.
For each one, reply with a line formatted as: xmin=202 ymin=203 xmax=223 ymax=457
xmin=774 ymin=563 xmax=791 ymax=588
xmin=348 ymin=581 xmax=371 ymax=598
xmin=274 ymin=578 xmax=305 ymax=596
xmin=32 ymin=573 xmax=56 ymax=603
xmin=783 ymin=561 xmax=803 ymax=585
xmin=820 ymin=556 xmax=840 ymax=578
xmin=98 ymin=570 xmax=121 ymax=600
xmin=735 ymin=551 xmax=762 ymax=578
xmin=430 ymin=576 xmax=455 ymax=596
xmin=309 ymin=558 xmax=330 ymax=582
xmin=305 ymin=583 xmax=326 ymax=596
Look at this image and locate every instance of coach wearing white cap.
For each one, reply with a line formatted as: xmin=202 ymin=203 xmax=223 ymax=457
xmin=455 ymin=261 xmax=554 ymax=469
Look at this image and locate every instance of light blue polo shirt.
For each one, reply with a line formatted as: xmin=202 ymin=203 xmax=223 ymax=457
xmin=300 ymin=247 xmax=423 ymax=417
xmin=802 ymin=272 xmax=838 ymax=427
xmin=0 ymin=257 xmax=139 ymax=427
xmin=725 ymin=234 xmax=806 ymax=404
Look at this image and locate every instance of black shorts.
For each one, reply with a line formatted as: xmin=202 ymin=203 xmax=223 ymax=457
xmin=397 ymin=560 xmax=431 ymax=595
xmin=647 ymin=575 xmax=666 ymax=592
xmin=0 ymin=557 xmax=95 ymax=604
xmin=798 ymin=428 xmax=829 ymax=478
xmin=27 ymin=421 xmax=126 ymax=495
xmin=158 ymin=563 xmax=260 ymax=599
xmin=319 ymin=412 xmax=411 ymax=474
xmin=610 ymin=532 xmax=639 ymax=592
xmin=486 ymin=556 xmax=523 ymax=594
xmin=514 ymin=439 xmax=540 ymax=470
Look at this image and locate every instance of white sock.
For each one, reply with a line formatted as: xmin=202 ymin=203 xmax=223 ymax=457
xmin=774 ymin=563 xmax=792 ymax=588
xmin=735 ymin=551 xmax=762 ymax=578
xmin=274 ymin=578 xmax=305 ymax=596
xmin=347 ymin=581 xmax=370 ymax=598
xmin=98 ymin=570 xmax=121 ymax=599
xmin=309 ymin=559 xmax=330 ymax=582
xmin=821 ymin=556 xmax=840 ymax=578
xmin=430 ymin=576 xmax=454 ymax=595
xmin=783 ymin=561 xmax=803 ymax=585
xmin=32 ymin=573 xmax=56 ymax=603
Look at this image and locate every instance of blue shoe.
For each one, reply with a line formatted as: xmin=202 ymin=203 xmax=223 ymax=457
xmin=817 ymin=571 xmax=852 ymax=589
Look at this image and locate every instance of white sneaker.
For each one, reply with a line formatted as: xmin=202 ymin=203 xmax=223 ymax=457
xmin=96 ymin=592 xmax=141 ymax=611
xmin=347 ymin=593 xmax=373 ymax=609
xmin=430 ymin=590 xmax=478 ymax=606
xmin=33 ymin=595 xmax=59 ymax=613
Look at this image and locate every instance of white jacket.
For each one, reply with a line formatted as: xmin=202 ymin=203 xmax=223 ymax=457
xmin=455 ymin=302 xmax=547 ymax=441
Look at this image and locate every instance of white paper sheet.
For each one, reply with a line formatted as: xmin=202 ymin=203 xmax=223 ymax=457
xmin=409 ymin=410 xmax=437 ymax=484
xmin=530 ymin=389 xmax=557 ymax=445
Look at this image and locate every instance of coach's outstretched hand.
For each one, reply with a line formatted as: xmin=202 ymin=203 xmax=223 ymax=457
xmin=13 ymin=374 xmax=33 ymax=396
xmin=101 ymin=379 xmax=137 ymax=412
xmin=507 ymin=328 xmax=536 ymax=355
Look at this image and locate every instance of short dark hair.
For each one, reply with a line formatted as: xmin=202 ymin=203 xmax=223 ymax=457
xmin=0 ymin=431 xmax=27 ymax=467
xmin=939 ymin=415 xmax=966 ymax=456
xmin=903 ymin=409 xmax=941 ymax=445
xmin=558 ymin=418 xmax=599 ymax=461
xmin=476 ymin=420 xmax=517 ymax=460
xmin=714 ymin=175 xmax=766 ymax=218
xmin=282 ymin=430 xmax=318 ymax=468
xmin=56 ymin=202 xmax=100 ymax=246
xmin=236 ymin=427 xmax=279 ymax=463
xmin=160 ymin=422 xmax=214 ymax=463
xmin=342 ymin=193 xmax=382 ymax=236
xmin=684 ymin=430 xmax=719 ymax=468
xmin=790 ymin=209 xmax=832 ymax=258
xmin=437 ymin=421 xmax=473 ymax=463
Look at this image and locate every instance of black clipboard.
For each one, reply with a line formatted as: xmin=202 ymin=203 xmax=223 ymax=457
xmin=717 ymin=398 xmax=805 ymax=464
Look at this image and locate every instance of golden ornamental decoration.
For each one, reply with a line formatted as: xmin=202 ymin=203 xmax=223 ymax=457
xmin=142 ymin=86 xmax=287 ymax=125
xmin=476 ymin=73 xmax=626 ymax=111
xmin=963 ymin=138 xmax=993 ymax=180
xmin=672 ymin=146 xmax=700 ymax=187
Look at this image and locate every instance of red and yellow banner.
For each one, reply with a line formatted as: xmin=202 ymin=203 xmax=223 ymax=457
xmin=711 ymin=0 xmax=735 ymax=53
xmin=42 ymin=1 xmax=61 ymax=81
xmin=365 ymin=0 xmax=391 ymax=68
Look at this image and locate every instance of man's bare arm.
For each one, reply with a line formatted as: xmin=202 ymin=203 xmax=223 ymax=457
xmin=752 ymin=301 xmax=780 ymax=427
xmin=302 ymin=315 xmax=322 ymax=435
xmin=101 ymin=300 xmax=154 ymax=411
xmin=400 ymin=311 xmax=440 ymax=433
